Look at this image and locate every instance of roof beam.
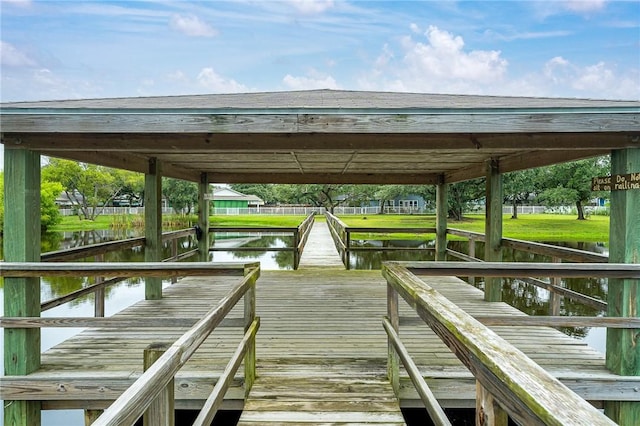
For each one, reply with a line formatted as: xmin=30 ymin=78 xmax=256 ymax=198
xmin=43 ymin=150 xmax=201 ymax=182
xmin=2 ymin=132 xmax=637 ymax=152
xmin=1 ymin=112 xmax=638 ymax=133
xmin=444 ymin=149 xmax=606 ymax=183
xmin=207 ymin=172 xmax=440 ymax=185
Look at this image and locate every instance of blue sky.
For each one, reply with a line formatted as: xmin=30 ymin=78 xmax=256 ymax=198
xmin=2 ymin=0 xmax=639 ymax=102
xmin=0 ymin=1 xmax=639 ymax=166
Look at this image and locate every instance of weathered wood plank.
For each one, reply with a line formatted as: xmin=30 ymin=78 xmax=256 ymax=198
xmin=383 ymin=263 xmax=616 ymax=425
xmin=0 ymin=262 xmax=259 ymax=277
xmin=398 ymin=261 xmax=640 ymax=278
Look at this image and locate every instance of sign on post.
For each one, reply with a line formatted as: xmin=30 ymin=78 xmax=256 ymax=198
xmin=592 ymin=173 xmax=640 ymax=191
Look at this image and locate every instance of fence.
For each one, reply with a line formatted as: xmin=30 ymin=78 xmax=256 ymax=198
xmin=59 ymin=205 xmax=610 ymax=217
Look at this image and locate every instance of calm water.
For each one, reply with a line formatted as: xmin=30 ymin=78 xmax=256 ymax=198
xmin=0 ymin=231 xmax=608 ymax=425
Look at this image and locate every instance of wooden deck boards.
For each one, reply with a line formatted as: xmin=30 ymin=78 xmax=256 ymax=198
xmin=297 ymin=221 xmax=344 ymax=268
xmin=5 ymin=269 xmax=631 ymax=419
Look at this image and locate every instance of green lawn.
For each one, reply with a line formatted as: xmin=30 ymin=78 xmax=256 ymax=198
xmin=51 ymin=213 xmax=609 ymax=243
xmin=52 ymin=214 xmax=307 ymax=232
xmin=341 ymin=214 xmax=609 ymax=243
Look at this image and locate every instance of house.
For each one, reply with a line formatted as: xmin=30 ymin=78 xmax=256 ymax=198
xmin=360 ymin=195 xmax=429 ymax=213
xmin=212 ymin=187 xmax=265 ymax=209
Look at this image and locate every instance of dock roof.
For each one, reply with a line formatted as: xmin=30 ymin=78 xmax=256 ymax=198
xmin=2 ymin=89 xmax=639 ymax=184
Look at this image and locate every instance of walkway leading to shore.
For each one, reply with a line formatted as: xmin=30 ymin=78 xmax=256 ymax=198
xmin=297 ymin=219 xmax=344 ymax=269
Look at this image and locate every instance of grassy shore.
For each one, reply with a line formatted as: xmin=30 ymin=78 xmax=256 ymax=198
xmin=50 ymin=213 xmax=609 ymax=243
xmin=342 ymin=214 xmax=609 ymax=242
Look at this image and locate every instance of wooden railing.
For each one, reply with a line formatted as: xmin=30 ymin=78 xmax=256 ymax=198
xmin=37 ymin=229 xmax=198 ymax=316
xmin=446 ymin=228 xmax=609 ymax=312
xmin=209 ymin=212 xmax=315 ymax=270
xmin=0 ymin=262 xmax=260 ymax=426
xmin=325 ymin=212 xmax=436 ymax=270
xmin=382 ymin=261 xmax=640 ymax=426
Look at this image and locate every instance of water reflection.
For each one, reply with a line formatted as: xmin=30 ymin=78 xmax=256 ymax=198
xmin=347 ymin=238 xmax=608 ymax=353
xmin=211 ymin=235 xmax=295 ymax=270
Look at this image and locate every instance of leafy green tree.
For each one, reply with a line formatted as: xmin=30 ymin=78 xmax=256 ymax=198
xmin=40 ymin=180 xmax=64 ymax=230
xmin=504 ymin=169 xmax=540 ymax=219
xmin=229 ymin=184 xmax=276 ymax=205
xmin=273 ymin=184 xmax=353 ymax=213
xmin=536 ymin=157 xmax=609 ymax=220
xmin=42 ymin=158 xmax=143 ymax=220
xmin=0 ymin=172 xmax=3 ymax=234
xmin=0 ymin=171 xmax=63 ymax=233
xmin=162 ymin=178 xmax=198 ymax=214
xmin=448 ymin=179 xmax=485 ymax=221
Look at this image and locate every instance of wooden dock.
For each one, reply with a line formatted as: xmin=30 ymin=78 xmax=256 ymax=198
xmin=297 ymin=220 xmax=345 ymax=268
xmin=5 ymin=268 xmax=636 ymax=423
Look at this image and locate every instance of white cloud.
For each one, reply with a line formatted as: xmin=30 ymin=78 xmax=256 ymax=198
xmin=1 ymin=0 xmax=32 ymax=7
xmin=563 ymin=0 xmax=607 ymax=13
xmin=283 ymin=70 xmax=340 ymax=90
xmin=539 ymin=56 xmax=639 ymax=99
xmin=0 ymin=41 xmax=37 ymax=67
xmin=361 ymin=26 xmax=508 ymax=94
xmin=197 ymin=68 xmax=247 ymax=92
xmin=170 ymin=14 xmax=218 ymax=37
xmin=287 ymin=0 xmax=335 ymax=14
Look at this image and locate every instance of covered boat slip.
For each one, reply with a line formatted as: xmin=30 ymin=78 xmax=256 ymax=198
xmin=2 ymin=89 xmax=640 ymax=424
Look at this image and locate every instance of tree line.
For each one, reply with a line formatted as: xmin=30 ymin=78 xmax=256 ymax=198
xmin=0 ymin=156 xmax=609 ymax=234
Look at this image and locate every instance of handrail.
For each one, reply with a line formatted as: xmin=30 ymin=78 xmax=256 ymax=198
xmin=209 ymin=213 xmax=315 ymax=270
xmin=294 ymin=213 xmax=316 ymax=269
xmin=447 ymin=228 xmax=608 ymax=263
xmin=383 ymin=262 xmax=617 ymax=426
xmin=88 ymin=265 xmax=259 ymax=425
xmin=383 ymin=316 xmax=452 ymax=426
xmin=40 ymin=228 xmax=196 ymax=262
xmin=35 ymin=229 xmax=198 ymax=312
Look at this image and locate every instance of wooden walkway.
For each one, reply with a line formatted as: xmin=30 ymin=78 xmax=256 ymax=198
xmin=7 ymin=269 xmax=635 ymax=422
xmin=297 ymin=220 xmax=344 ymax=268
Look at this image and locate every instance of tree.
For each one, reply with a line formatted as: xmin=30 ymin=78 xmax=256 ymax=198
xmin=229 ymin=184 xmax=277 ymax=205
xmin=40 ymin=180 xmax=64 ymax=231
xmin=162 ymin=178 xmax=198 ymax=214
xmin=504 ymin=169 xmax=539 ymax=219
xmin=273 ymin=184 xmax=354 ymax=213
xmin=42 ymin=158 xmax=144 ymax=220
xmin=536 ymin=157 xmax=609 ymax=220
xmin=0 ymin=171 xmax=63 ymax=233
xmin=448 ymin=179 xmax=485 ymax=221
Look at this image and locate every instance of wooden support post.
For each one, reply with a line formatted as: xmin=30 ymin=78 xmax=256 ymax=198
xmin=468 ymin=237 xmax=476 ymax=283
xmin=3 ymin=149 xmax=42 ymax=426
xmin=476 ymin=381 xmax=508 ymax=426
xmin=436 ymin=176 xmax=448 ymax=261
xmin=605 ymin=147 xmax=640 ymax=425
xmin=484 ymin=158 xmax=503 ymax=302
xmin=84 ymin=410 xmax=103 ymax=426
xmin=143 ymin=343 xmax=174 ymax=426
xmin=244 ymin=275 xmax=257 ymax=396
xmin=549 ymin=257 xmax=562 ymax=316
xmin=387 ymin=283 xmax=400 ymax=394
xmin=144 ymin=158 xmax=162 ymax=300
xmin=198 ymin=173 xmax=210 ymax=262
xmin=94 ymin=254 xmax=105 ymax=317
xmin=345 ymin=230 xmax=351 ymax=270
xmin=171 ymin=239 xmax=178 ymax=283
xmin=293 ymin=228 xmax=300 ymax=270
